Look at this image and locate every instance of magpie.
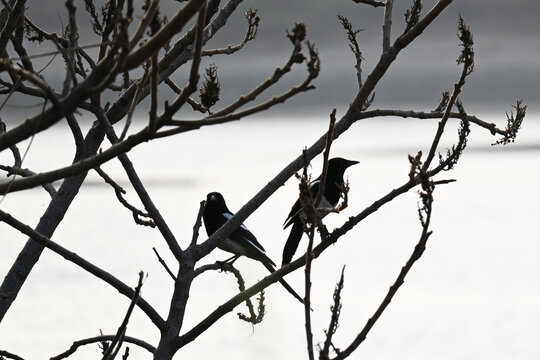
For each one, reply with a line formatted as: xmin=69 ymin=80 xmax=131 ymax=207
xmin=203 ymin=192 xmax=304 ymax=304
xmin=282 ymin=157 xmax=359 ymax=266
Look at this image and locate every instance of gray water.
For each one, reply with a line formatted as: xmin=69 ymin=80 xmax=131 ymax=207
xmin=1 ymin=112 xmax=539 ymax=359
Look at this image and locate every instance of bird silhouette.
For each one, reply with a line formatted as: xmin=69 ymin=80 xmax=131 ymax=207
xmin=283 ymin=157 xmax=359 ymax=266
xmin=203 ymin=192 xmax=304 ymax=304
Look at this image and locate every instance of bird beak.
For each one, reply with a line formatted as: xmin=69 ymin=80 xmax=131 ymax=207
xmin=346 ymin=160 xmax=359 ymax=168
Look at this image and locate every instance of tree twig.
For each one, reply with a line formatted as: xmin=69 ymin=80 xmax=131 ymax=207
xmin=200 ymin=8 xmax=259 ymax=57
xmin=304 ymin=225 xmax=316 ymax=360
xmin=93 ymin=108 xmax=183 ymax=259
xmin=206 ymin=23 xmax=318 ymax=119
xmin=153 ymin=247 xmax=177 ymax=281
xmin=94 ymin=166 xmax=155 ymax=228
xmin=191 ymin=201 xmax=206 ymax=246
xmin=422 ymin=16 xmax=474 ymax=171
xmin=351 ymin=0 xmax=385 ymax=7
xmin=320 ymin=266 xmax=346 ymax=360
xmin=102 ymin=271 xmax=146 ymax=360
xmin=315 ymin=109 xmax=337 ymax=207
xmin=50 ymin=335 xmax=156 ymax=360
xmin=331 ymin=173 xmax=434 ymax=360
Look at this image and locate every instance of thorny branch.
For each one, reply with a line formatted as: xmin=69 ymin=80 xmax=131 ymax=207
xmin=201 ymin=8 xmax=259 ymax=57
xmin=493 ymin=100 xmax=526 ymax=145
xmin=94 ymin=166 xmax=155 ymax=227
xmin=422 ymin=15 xmax=474 ymax=171
xmin=193 ymin=261 xmax=265 ymax=325
xmin=338 ymin=16 xmax=364 ymax=89
xmin=203 ymin=22 xmax=319 ymax=119
xmin=331 ymin=176 xmax=435 ymax=360
xmin=320 ymin=266 xmax=346 ymax=360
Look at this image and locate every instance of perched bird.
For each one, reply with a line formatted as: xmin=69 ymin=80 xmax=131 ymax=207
xmin=203 ymin=192 xmax=304 ymax=304
xmin=282 ymin=157 xmax=359 ymax=266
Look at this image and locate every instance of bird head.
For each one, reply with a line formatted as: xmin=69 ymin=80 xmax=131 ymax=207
xmin=328 ymin=157 xmax=359 ymax=175
xmin=206 ymin=192 xmax=226 ymax=207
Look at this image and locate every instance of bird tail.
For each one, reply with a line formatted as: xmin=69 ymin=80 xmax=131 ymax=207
xmin=261 ymin=260 xmax=304 ymax=305
xmin=282 ymin=219 xmax=303 ymax=266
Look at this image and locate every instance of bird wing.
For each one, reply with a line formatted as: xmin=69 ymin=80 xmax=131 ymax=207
xmin=222 ymin=212 xmax=275 ymax=266
xmin=283 ymin=180 xmax=320 ymax=228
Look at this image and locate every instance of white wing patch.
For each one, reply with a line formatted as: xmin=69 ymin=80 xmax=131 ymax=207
xmin=222 ymin=212 xmax=266 ymax=254
xmin=223 ymin=212 xmax=249 ymax=231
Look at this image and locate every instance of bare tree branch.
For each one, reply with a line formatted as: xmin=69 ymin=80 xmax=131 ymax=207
xmin=94 ymin=166 xmax=155 ymax=228
xmin=320 ymin=266 xmax=346 ymax=360
xmin=102 ymin=271 xmax=145 ymax=360
xmin=123 ymin=0 xmax=204 ymax=71
xmin=422 ymin=15 xmax=474 ymax=171
xmin=153 ymin=247 xmax=177 ymax=281
xmin=350 ymin=0 xmax=452 ymax=113
xmin=0 ymin=164 xmax=56 ymax=197
xmin=0 ymin=0 xmax=26 ymax=53
xmin=50 ymin=335 xmax=156 ymax=360
xmin=315 ymin=110 xmax=337 ymax=207
xmin=201 ymin=8 xmax=259 ymax=57
xmin=382 ymin=0 xmax=394 ymax=51
xmin=0 ymin=209 xmax=165 ymax=329
xmin=331 ymin=174 xmax=434 ymax=360
xmin=304 ymin=225 xmax=316 ymax=360
xmin=337 ymin=15 xmax=364 ymax=91
xmin=93 ymin=108 xmax=183 ymax=259
xmin=351 ymin=0 xmax=385 ymax=7
xmin=191 ymin=201 xmax=206 ymax=246
xmin=0 ymin=349 xmax=25 ymax=360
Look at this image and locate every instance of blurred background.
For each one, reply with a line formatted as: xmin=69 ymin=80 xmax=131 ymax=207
xmin=0 ymin=0 xmax=539 ymax=359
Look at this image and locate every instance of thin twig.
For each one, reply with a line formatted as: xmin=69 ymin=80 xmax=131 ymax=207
xmin=164 ymin=78 xmax=208 ymax=113
xmin=102 ymin=271 xmax=145 ymax=360
xmin=94 ymin=167 xmax=155 ymax=228
xmin=124 ymin=0 xmax=204 ymax=71
xmin=159 ymin=0 xmax=207 ymax=119
xmin=352 ymin=0 xmax=385 ymax=6
xmin=193 ymin=261 xmax=264 ymax=324
xmin=304 ymin=225 xmax=316 ymax=360
xmin=331 ymin=177 xmax=434 ymax=360
xmin=315 ymin=109 xmax=337 ymax=207
xmin=350 ymin=0 xmax=453 ymax=113
xmin=191 ymin=201 xmax=206 ymax=246
xmin=320 ymin=266 xmax=346 ymax=360
xmin=0 ymin=165 xmax=57 ymax=197
xmin=93 ymin=108 xmax=183 ymax=259
xmin=201 ymin=8 xmax=259 ymax=57
xmin=120 ymin=71 xmax=149 ymax=141
xmin=153 ymin=247 xmax=177 ymax=281
xmin=337 ymin=16 xmax=364 ymax=89
xmin=207 ymin=25 xmax=316 ymax=119
xmin=422 ymin=16 xmax=474 ymax=171
xmin=50 ymin=335 xmax=155 ymax=360
xmin=149 ymin=54 xmax=158 ymax=133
